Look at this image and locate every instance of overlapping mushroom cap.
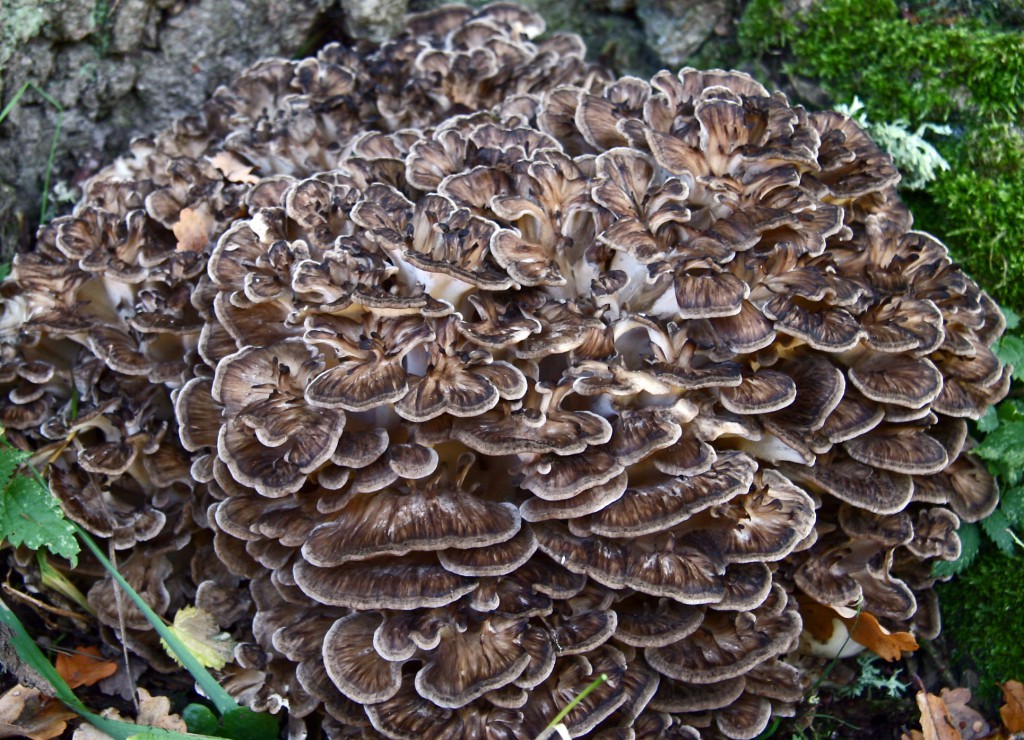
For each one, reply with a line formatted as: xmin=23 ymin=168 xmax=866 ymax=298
xmin=0 ymin=3 xmax=1009 ymax=739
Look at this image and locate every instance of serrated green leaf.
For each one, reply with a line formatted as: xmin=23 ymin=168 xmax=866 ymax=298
xmin=977 ymin=405 xmax=1000 ymax=433
xmin=981 ymin=508 xmax=1018 ymax=555
xmin=182 ymin=704 xmax=219 ymax=736
xmin=1004 ymin=307 xmax=1020 ymax=331
xmin=974 ymin=421 xmax=1024 ymax=479
xmin=933 ymin=522 xmax=981 ymax=577
xmin=995 ymin=335 xmax=1024 ymax=380
xmin=0 ymin=444 xmax=29 ymax=493
xmin=0 ymin=475 xmax=78 ymax=565
xmin=220 ymin=707 xmax=279 ymax=740
xmin=1001 ymin=486 xmax=1024 ymax=526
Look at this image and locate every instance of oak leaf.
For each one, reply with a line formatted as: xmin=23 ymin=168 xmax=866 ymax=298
xmin=172 ymin=206 xmax=214 ymax=253
xmin=71 ymin=688 xmax=187 ymax=739
xmin=209 ymin=151 xmax=261 ymax=184
xmin=55 ymin=646 xmax=118 ymax=689
xmin=915 ymin=690 xmax=962 ymax=740
xmin=1000 ymin=680 xmax=1024 ymax=732
xmin=847 ymin=610 xmax=919 ymax=662
xmin=0 ymin=685 xmax=75 ymax=740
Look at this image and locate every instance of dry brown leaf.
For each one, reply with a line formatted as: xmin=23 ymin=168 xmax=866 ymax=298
xmin=0 ymin=685 xmax=76 ymax=740
xmin=916 ymin=690 xmax=962 ymax=740
xmin=1001 ymin=680 xmax=1024 ymax=732
xmin=848 ymin=610 xmax=919 ymax=661
xmin=798 ymin=598 xmax=919 ymax=661
xmin=71 ymin=688 xmax=187 ymax=740
xmin=55 ymin=646 xmax=118 ymax=690
xmin=172 ymin=205 xmax=214 ymax=253
xmin=939 ymin=687 xmax=989 ymax=739
xmin=209 ymin=151 xmax=260 ymax=184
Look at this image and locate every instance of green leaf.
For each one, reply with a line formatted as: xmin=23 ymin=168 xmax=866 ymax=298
xmin=995 ymin=335 xmax=1024 ymax=380
xmin=1001 ymin=486 xmax=1024 ymax=527
xmin=0 ymin=475 xmax=78 ymax=565
xmin=933 ymin=522 xmax=981 ymax=577
xmin=220 ymin=708 xmax=279 ymax=740
xmin=74 ymin=526 xmax=239 ymax=717
xmin=981 ymin=508 xmax=1018 ymax=555
xmin=977 ymin=405 xmax=1000 ymax=434
xmin=1004 ymin=307 xmax=1021 ymax=331
xmin=974 ymin=421 xmax=1024 ymax=480
xmin=0 ymin=444 xmax=29 ymax=492
xmin=182 ymin=705 xmax=219 ymax=736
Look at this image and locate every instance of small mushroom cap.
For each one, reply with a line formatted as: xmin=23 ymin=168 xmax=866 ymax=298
xmin=293 ymin=557 xmax=478 ymax=610
xmin=781 ymin=457 xmax=913 ymax=515
xmin=438 ymin=526 xmax=539 ymax=577
xmin=650 ymin=676 xmax=746 ymax=713
xmin=414 ymin=615 xmax=532 ymax=708
xmin=848 ymin=354 xmax=943 ymax=409
xmin=576 ymin=451 xmax=757 ymax=538
xmin=614 ymin=596 xmax=705 ymax=648
xmin=720 ymin=370 xmax=797 ymax=415
xmin=323 ymin=612 xmax=402 ymax=704
xmin=645 ymin=603 xmax=802 ymax=683
xmin=843 ymin=427 xmax=949 ymax=475
xmin=715 ymin=693 xmax=773 ymax=740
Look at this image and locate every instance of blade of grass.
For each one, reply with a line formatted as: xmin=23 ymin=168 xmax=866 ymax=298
xmin=72 ymin=523 xmax=239 ymax=716
xmin=544 ymin=672 xmax=608 ymax=731
xmin=0 ymin=81 xmax=65 ymax=224
xmin=18 ymin=456 xmax=238 ymax=716
xmin=0 ymin=596 xmax=219 ymax=739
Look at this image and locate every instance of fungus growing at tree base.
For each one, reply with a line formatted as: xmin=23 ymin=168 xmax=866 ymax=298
xmin=0 ymin=3 xmax=1008 ymax=738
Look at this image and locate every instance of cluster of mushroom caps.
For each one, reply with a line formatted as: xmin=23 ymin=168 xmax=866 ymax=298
xmin=0 ymin=3 xmax=1009 ymax=739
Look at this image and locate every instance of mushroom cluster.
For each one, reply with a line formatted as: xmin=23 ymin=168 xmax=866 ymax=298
xmin=0 ymin=4 xmax=1009 ymax=739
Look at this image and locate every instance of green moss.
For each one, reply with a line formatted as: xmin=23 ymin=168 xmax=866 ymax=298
xmin=737 ymin=0 xmax=798 ymax=57
xmin=903 ymin=125 xmax=1024 ymax=314
xmin=787 ymin=0 xmax=1024 ymax=124
xmin=936 ymin=542 xmax=1024 ymax=705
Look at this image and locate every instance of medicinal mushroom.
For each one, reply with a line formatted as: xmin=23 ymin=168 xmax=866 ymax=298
xmin=0 ymin=3 xmax=1010 ymax=738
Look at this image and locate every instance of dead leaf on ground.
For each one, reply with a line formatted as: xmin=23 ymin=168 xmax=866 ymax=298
xmin=915 ymin=690 xmax=962 ymax=740
xmin=160 ymin=605 xmax=236 ymax=670
xmin=1001 ymin=680 xmax=1024 ymax=733
xmin=71 ymin=688 xmax=187 ymax=739
xmin=0 ymin=685 xmax=76 ymax=740
xmin=848 ymin=611 xmax=919 ymax=661
xmin=172 ymin=205 xmax=214 ymax=253
xmin=209 ymin=151 xmax=260 ymax=184
xmin=938 ymin=687 xmax=989 ymax=739
xmin=798 ymin=598 xmax=919 ymax=661
xmin=55 ymin=646 xmax=118 ymax=690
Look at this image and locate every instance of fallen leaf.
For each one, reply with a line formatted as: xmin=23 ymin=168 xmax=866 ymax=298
xmin=798 ymin=598 xmax=919 ymax=661
xmin=209 ymin=151 xmax=260 ymax=184
xmin=848 ymin=611 xmax=919 ymax=662
xmin=55 ymin=646 xmax=118 ymax=689
xmin=916 ymin=690 xmax=962 ymax=740
xmin=71 ymin=688 xmax=187 ymax=739
xmin=1001 ymin=680 xmax=1024 ymax=732
xmin=160 ymin=606 xmax=236 ymax=670
xmin=0 ymin=685 xmax=76 ymax=740
xmin=938 ymin=687 xmax=989 ymax=739
xmin=172 ymin=205 xmax=214 ymax=253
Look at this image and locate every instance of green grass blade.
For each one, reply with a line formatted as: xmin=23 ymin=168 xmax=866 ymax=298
xmin=73 ymin=524 xmax=239 ymax=716
xmin=0 ymin=596 xmax=219 ymax=739
xmin=544 ymin=673 xmax=608 ymax=731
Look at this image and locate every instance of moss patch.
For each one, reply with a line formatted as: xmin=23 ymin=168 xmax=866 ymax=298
xmin=936 ymin=542 xmax=1024 ymax=705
